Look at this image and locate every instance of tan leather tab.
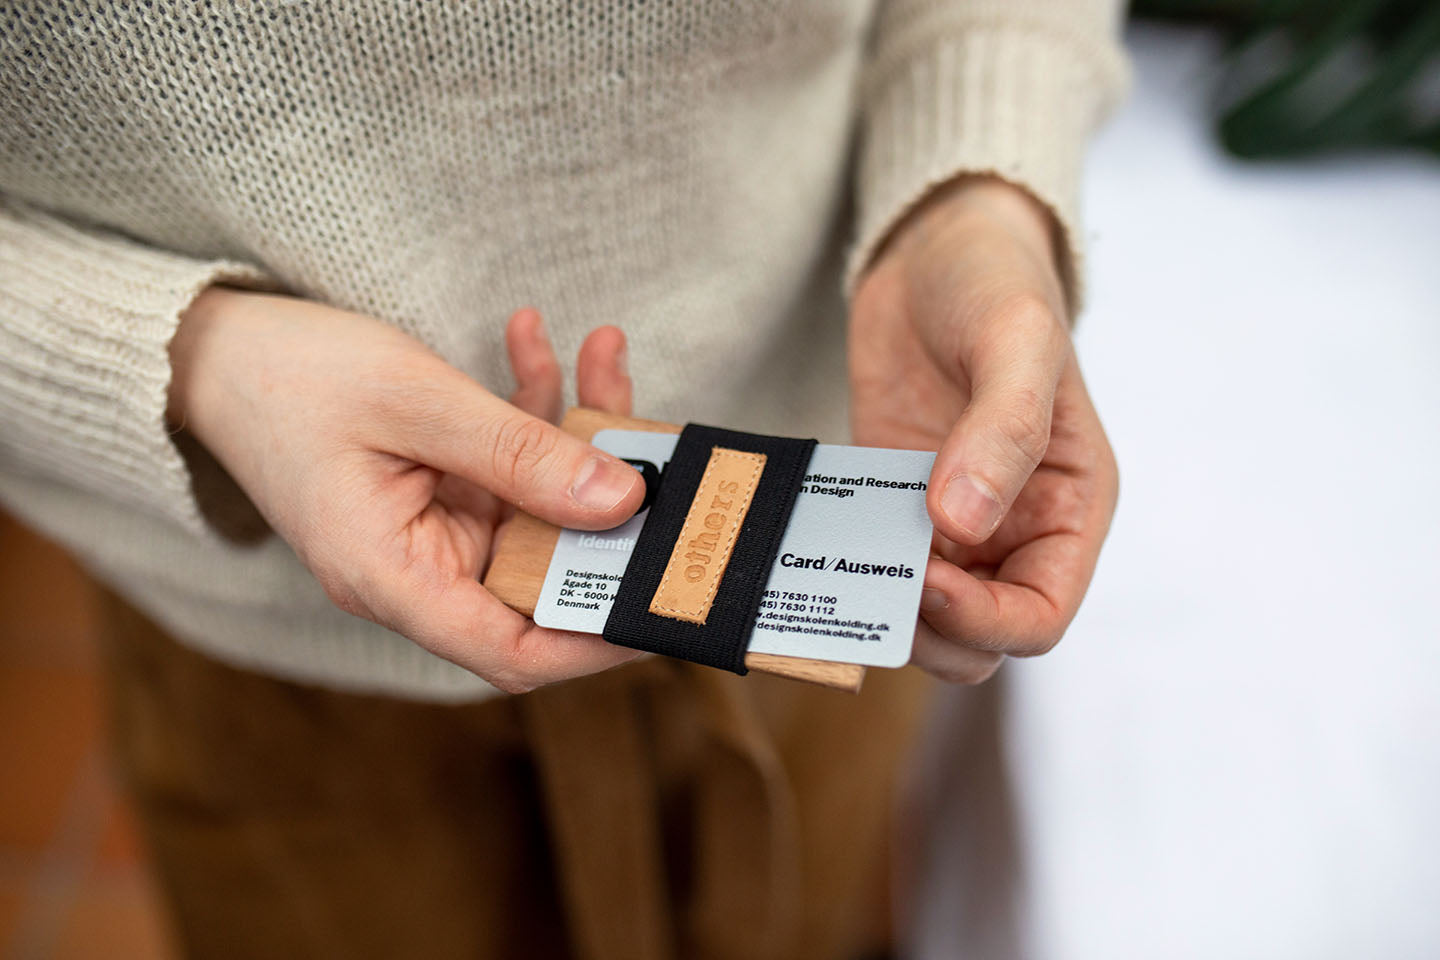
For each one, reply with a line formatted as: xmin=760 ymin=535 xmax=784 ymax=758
xmin=649 ymin=447 xmax=766 ymax=625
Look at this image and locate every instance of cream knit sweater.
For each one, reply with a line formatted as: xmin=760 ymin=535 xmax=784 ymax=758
xmin=0 ymin=1 xmax=1126 ymax=700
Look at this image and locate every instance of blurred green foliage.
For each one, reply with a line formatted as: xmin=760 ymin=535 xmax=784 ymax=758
xmin=1132 ymin=0 xmax=1440 ymax=159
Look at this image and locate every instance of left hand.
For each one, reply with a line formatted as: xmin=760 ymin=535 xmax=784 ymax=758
xmin=168 ymin=290 xmax=643 ymax=694
xmin=849 ymin=176 xmax=1119 ymax=684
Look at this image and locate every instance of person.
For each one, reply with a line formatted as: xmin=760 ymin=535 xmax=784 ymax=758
xmin=0 ymin=2 xmax=1125 ymax=958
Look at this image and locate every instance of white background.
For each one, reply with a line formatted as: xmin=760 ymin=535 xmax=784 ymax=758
xmin=918 ymin=25 xmax=1440 ymax=960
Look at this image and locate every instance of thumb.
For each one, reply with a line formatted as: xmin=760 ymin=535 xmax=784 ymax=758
xmin=387 ymin=365 xmax=644 ymax=531
xmin=928 ymin=325 xmax=1066 ymax=544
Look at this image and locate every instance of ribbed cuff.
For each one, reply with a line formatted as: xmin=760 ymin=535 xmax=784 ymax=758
xmin=848 ymin=21 xmax=1129 ymax=312
xmin=0 ymin=199 xmax=274 ymax=536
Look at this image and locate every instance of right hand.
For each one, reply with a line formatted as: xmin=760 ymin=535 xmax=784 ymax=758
xmin=168 ymin=289 xmax=646 ymax=693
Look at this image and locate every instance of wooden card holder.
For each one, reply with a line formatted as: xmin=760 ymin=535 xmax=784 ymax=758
xmin=484 ymin=408 xmax=866 ymax=692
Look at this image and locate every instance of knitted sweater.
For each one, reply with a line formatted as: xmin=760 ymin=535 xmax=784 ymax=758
xmin=0 ymin=1 xmax=1127 ymax=701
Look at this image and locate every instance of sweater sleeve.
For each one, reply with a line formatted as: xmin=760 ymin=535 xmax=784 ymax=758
xmin=848 ymin=0 xmax=1131 ymax=306
xmin=0 ymin=197 xmax=276 ymax=536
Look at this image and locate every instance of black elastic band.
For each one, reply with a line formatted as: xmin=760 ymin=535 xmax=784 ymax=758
xmin=602 ymin=424 xmax=817 ymax=674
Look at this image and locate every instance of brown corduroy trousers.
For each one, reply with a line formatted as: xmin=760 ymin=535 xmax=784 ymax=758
xmin=98 ymin=592 xmax=936 ymax=960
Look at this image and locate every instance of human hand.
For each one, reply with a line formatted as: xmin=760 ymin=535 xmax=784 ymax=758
xmin=168 ymin=290 xmax=646 ymax=692
xmin=849 ymin=177 xmax=1119 ymax=684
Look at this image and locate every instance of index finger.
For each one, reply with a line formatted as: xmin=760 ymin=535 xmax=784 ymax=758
xmin=372 ymin=570 xmax=641 ymax=693
xmin=920 ymin=529 xmax=1094 ymax=657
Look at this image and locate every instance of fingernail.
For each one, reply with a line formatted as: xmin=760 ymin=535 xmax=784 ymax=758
xmin=571 ymin=456 xmax=638 ymax=511
xmin=920 ymin=588 xmax=949 ymax=611
xmin=941 ymin=475 xmax=1004 ymax=538
xmin=616 ymin=343 xmax=629 ymax=378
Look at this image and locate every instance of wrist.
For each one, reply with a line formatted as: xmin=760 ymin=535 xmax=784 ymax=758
xmin=911 ymin=175 xmax=1056 ymax=256
xmin=858 ymin=174 xmax=1072 ymax=329
xmin=872 ymin=175 xmax=1064 ymax=289
xmin=167 ymin=285 xmax=254 ymax=429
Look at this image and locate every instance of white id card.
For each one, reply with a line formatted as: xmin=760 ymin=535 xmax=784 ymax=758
xmin=532 ymin=430 xmax=936 ymax=668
